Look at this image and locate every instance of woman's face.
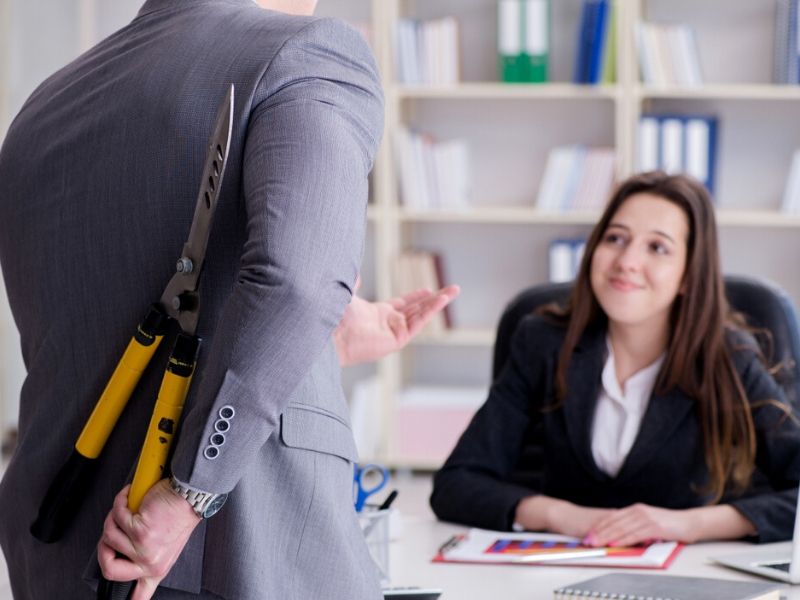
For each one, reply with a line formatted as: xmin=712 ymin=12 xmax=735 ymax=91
xmin=590 ymin=193 xmax=689 ymax=336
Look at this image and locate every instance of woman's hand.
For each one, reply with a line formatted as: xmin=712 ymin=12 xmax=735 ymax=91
xmin=584 ymin=503 xmax=756 ymax=547
xmin=514 ymin=495 xmax=613 ymax=538
xmin=584 ymin=503 xmax=695 ymax=547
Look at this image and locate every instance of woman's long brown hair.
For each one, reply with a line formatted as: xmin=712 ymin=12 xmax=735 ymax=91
xmin=543 ymin=172 xmax=756 ymax=502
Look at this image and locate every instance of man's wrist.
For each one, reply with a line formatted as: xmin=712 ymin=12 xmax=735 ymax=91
xmin=168 ymin=476 xmax=228 ymax=519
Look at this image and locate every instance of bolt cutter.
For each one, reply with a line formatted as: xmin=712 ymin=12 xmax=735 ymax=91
xmin=31 ymin=85 xmax=234 ymax=550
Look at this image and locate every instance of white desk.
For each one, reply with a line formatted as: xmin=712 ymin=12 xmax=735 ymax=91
xmin=387 ymin=474 xmax=798 ymax=600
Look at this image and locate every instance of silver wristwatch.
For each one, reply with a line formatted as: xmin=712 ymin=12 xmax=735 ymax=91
xmin=169 ymin=476 xmax=228 ymax=519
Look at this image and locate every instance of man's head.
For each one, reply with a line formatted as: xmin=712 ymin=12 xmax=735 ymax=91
xmin=255 ymin=0 xmax=318 ymax=15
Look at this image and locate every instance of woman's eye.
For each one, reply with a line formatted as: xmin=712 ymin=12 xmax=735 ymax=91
xmin=603 ymin=233 xmax=624 ymax=245
xmin=650 ymin=241 xmax=669 ymax=255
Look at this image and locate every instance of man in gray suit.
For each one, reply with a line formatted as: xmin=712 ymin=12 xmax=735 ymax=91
xmin=0 ymin=0 xmax=457 ymax=598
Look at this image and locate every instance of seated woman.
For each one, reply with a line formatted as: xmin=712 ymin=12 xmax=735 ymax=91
xmin=430 ymin=172 xmax=800 ymax=546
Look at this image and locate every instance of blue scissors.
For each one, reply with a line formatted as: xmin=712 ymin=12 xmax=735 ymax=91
xmin=353 ymin=463 xmax=389 ymax=512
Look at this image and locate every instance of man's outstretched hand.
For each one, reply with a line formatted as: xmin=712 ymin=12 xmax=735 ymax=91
xmin=335 ymin=284 xmax=460 ymax=367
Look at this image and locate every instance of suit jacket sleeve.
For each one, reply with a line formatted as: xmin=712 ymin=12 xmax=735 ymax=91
xmin=725 ymin=338 xmax=800 ymax=543
xmin=431 ymin=316 xmax=554 ymax=530
xmin=170 ymin=18 xmax=384 ymax=494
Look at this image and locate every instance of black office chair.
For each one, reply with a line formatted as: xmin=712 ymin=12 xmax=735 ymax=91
xmin=491 ymin=275 xmax=800 ymax=489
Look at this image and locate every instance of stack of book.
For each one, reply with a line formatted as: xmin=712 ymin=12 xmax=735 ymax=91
xmin=536 ymin=145 xmax=616 ymax=212
xmin=394 ymin=126 xmax=471 ymax=211
xmin=497 ymin=0 xmax=550 ymax=83
xmin=393 ymin=251 xmax=452 ymax=335
xmin=635 ymin=22 xmax=703 ymax=86
xmin=774 ymin=0 xmax=800 ymax=84
xmin=637 ymin=114 xmax=717 ymax=193
xmin=395 ymin=17 xmax=460 ymax=85
xmin=573 ymin=0 xmax=616 ymax=85
xmin=549 ymin=239 xmax=585 ymax=283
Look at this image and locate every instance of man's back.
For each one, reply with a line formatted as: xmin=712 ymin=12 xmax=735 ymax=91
xmin=0 ymin=1 xmax=383 ymax=598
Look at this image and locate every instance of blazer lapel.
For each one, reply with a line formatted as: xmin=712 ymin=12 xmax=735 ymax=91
xmin=562 ymin=331 xmax=608 ymax=479
xmin=615 ymin=387 xmax=695 ymax=481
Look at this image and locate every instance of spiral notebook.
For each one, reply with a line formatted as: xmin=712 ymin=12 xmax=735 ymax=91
xmin=553 ymin=573 xmax=781 ymax=600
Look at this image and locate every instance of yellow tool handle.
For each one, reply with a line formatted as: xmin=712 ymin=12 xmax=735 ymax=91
xmin=128 ymin=333 xmax=200 ymax=512
xmin=31 ymin=305 xmax=171 ymax=544
xmin=76 ymin=334 xmax=164 ymax=459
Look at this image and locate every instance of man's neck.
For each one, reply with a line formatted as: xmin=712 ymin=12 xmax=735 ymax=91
xmin=254 ymin=0 xmax=317 ymax=15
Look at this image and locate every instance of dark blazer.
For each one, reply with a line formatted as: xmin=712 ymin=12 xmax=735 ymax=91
xmin=431 ymin=315 xmax=800 ymax=543
xmin=0 ymin=1 xmax=383 ymax=598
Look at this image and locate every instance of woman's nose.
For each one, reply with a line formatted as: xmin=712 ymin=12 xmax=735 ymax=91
xmin=614 ymin=243 xmax=642 ymax=271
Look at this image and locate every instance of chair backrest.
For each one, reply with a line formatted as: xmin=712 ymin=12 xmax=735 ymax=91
xmin=491 ymin=275 xmax=800 ymax=488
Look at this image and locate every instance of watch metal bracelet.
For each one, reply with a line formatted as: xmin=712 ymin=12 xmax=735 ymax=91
xmin=169 ymin=476 xmax=223 ymax=518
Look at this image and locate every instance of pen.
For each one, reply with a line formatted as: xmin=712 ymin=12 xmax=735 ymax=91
xmin=378 ymin=489 xmax=398 ymax=511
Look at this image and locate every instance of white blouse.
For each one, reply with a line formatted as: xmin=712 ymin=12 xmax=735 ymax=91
xmin=590 ymin=339 xmax=666 ymax=478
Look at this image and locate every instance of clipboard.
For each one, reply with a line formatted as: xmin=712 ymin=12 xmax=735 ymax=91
xmin=433 ymin=528 xmax=683 ymax=569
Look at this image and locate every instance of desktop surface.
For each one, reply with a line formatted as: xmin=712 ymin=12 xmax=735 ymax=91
xmin=388 ymin=474 xmax=799 ymax=600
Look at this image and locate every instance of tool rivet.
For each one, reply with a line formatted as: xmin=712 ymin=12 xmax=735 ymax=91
xmin=172 ymin=296 xmax=181 ymax=310
xmin=176 ymin=257 xmax=194 ymax=274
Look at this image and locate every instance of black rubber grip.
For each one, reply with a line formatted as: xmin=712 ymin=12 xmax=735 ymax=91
xmin=166 ymin=334 xmax=201 ymax=377
xmin=31 ymin=449 xmax=99 ymax=543
xmin=134 ymin=304 xmax=171 ymax=346
xmin=97 ymin=576 xmax=133 ymax=600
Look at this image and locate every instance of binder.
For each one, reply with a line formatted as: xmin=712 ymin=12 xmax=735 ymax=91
xmin=774 ymin=0 xmax=791 ymax=84
xmin=499 ymin=0 xmax=550 ymax=83
xmin=660 ymin=117 xmax=684 ymax=175
xmin=549 ymin=239 xmax=585 ymax=283
xmin=600 ymin=0 xmax=617 ymax=84
xmin=685 ymin=117 xmax=716 ymax=193
xmin=586 ymin=0 xmax=608 ymax=84
xmin=523 ymin=0 xmax=549 ymax=83
xmin=573 ymin=0 xmax=596 ymax=83
xmin=637 ymin=116 xmax=660 ymax=172
xmin=574 ymin=0 xmax=609 ymax=84
xmin=498 ymin=0 xmax=524 ymax=82
xmin=638 ymin=114 xmax=717 ymax=193
xmin=781 ymin=149 xmax=800 ymax=214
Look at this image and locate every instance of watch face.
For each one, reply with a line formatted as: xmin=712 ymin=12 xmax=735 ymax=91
xmin=203 ymin=493 xmax=228 ymax=519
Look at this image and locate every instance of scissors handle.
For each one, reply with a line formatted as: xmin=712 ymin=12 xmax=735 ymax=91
xmin=354 ymin=464 xmax=389 ymax=512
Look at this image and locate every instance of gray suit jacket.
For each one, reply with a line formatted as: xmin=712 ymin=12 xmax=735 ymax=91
xmin=0 ymin=1 xmax=384 ymax=598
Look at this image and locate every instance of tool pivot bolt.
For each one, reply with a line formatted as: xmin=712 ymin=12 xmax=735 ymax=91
xmin=176 ymin=257 xmax=194 ymax=274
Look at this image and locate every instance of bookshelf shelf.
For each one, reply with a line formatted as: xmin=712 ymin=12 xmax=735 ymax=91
xmin=395 ymin=82 xmax=619 ymax=101
xmin=716 ymin=210 xmax=800 ymax=228
xmin=411 ymin=327 xmax=495 ymax=347
xmin=397 ymin=207 xmax=600 ymax=225
xmin=637 ymin=84 xmax=800 ymax=102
